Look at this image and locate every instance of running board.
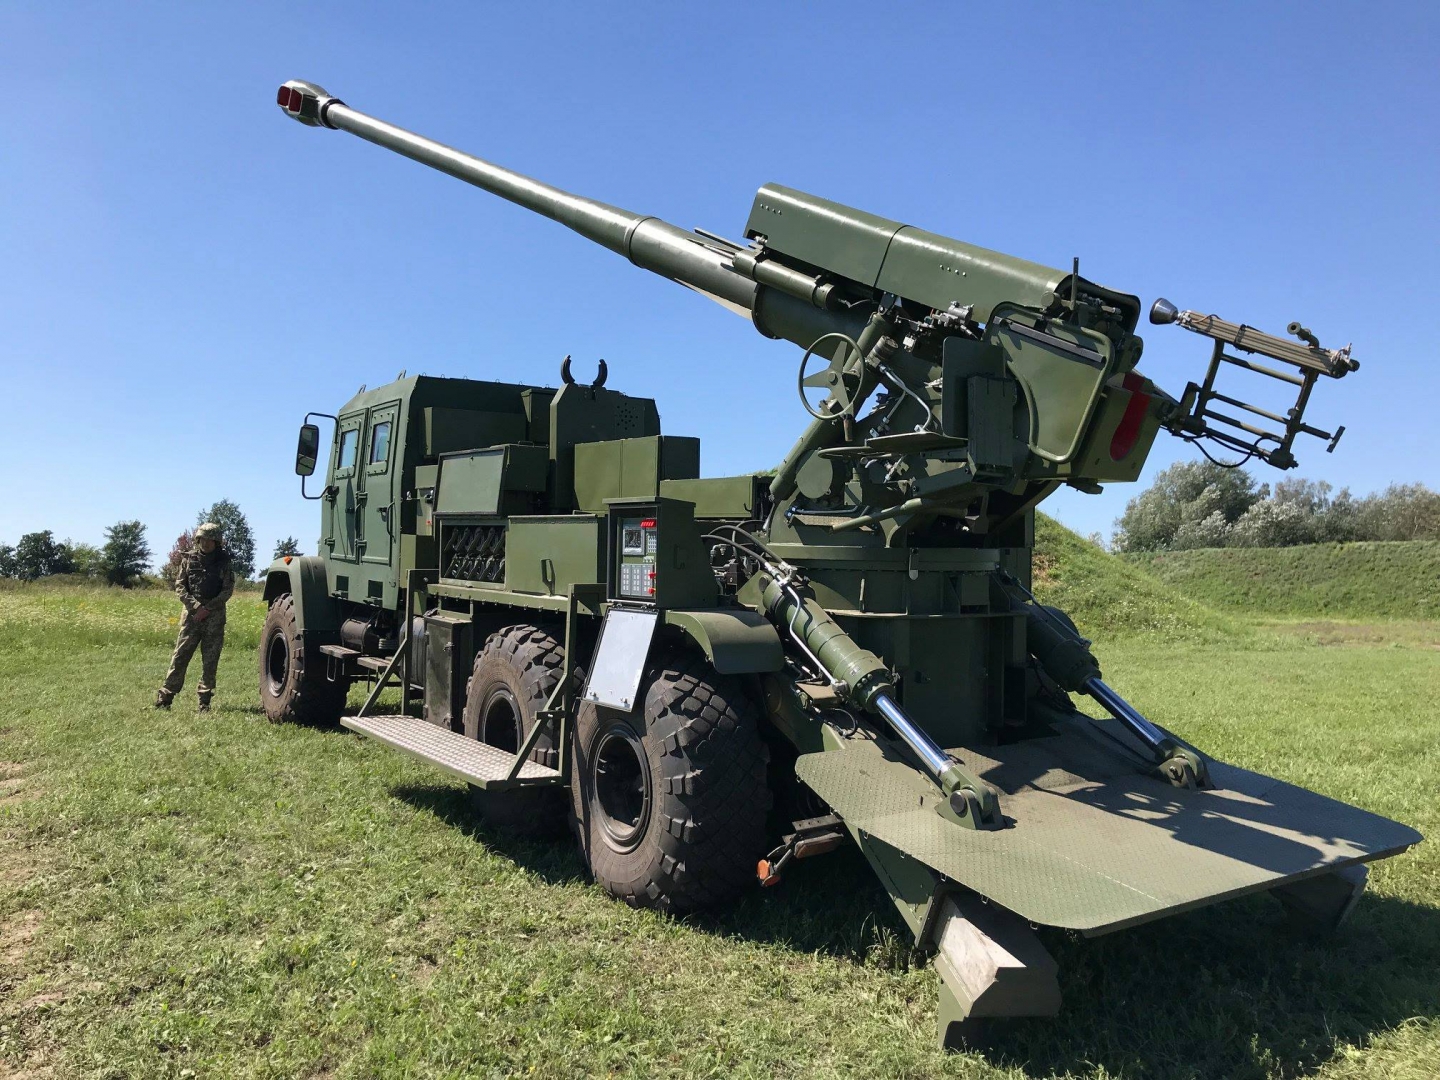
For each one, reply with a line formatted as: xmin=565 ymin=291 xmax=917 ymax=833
xmin=342 ymin=714 xmax=563 ymax=791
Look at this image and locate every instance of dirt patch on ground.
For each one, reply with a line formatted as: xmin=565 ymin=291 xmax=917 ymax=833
xmin=1268 ymin=621 xmax=1440 ymax=649
xmin=0 ymin=1055 xmax=56 ymax=1079
xmin=0 ymin=911 xmax=41 ymax=968
xmin=0 ymin=763 xmax=35 ymax=808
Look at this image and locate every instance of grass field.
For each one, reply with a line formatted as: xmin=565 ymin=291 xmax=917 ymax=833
xmin=2 ymin=570 xmax=1437 ymax=1079
xmin=1125 ymin=541 xmax=1440 ymax=622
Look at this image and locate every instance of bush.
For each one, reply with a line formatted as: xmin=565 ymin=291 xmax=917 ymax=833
xmin=101 ymin=520 xmax=152 ymax=587
xmin=14 ymin=531 xmax=75 ymax=580
xmin=1229 ymin=499 xmax=1316 ymax=548
xmin=1114 ymin=460 xmax=1440 ymax=550
xmin=1114 ymin=461 xmax=1264 ymax=551
xmin=64 ymin=542 xmax=105 ymax=578
xmin=1354 ymin=483 xmax=1440 ymax=542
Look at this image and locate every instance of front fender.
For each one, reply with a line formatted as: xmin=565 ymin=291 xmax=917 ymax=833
xmin=262 ymin=555 xmax=341 ymax=644
xmin=664 ymin=609 xmax=783 ymax=674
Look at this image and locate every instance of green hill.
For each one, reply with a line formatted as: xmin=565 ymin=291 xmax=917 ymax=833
xmin=1032 ymin=514 xmax=1237 ymax=641
xmin=1125 ymin=540 xmax=1440 ymax=620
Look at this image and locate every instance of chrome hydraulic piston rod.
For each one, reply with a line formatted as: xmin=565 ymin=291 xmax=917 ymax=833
xmin=1002 ymin=576 xmax=1211 ymax=789
xmin=872 ymin=692 xmax=950 ymax=777
xmin=752 ymin=567 xmax=1002 ymax=827
xmin=1085 ymin=678 xmax=1170 ymax=754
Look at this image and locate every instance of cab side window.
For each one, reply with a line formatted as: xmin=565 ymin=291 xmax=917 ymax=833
xmin=369 ymin=421 xmax=391 ymax=465
xmin=337 ymin=428 xmax=359 ymax=470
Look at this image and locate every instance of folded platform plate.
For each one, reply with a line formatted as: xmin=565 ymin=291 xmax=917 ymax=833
xmin=343 ymin=714 xmax=561 ymax=790
xmin=796 ymin=717 xmax=1421 ymax=935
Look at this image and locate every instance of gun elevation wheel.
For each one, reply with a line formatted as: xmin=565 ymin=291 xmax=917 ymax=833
xmin=570 ymin=652 xmax=771 ymax=913
xmin=797 ymin=332 xmax=865 ymax=421
xmin=258 ymin=593 xmax=350 ymax=725
xmin=463 ymin=624 xmax=568 ymax=835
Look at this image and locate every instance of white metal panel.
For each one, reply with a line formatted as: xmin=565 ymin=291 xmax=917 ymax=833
xmin=582 ymin=608 xmax=659 ymax=712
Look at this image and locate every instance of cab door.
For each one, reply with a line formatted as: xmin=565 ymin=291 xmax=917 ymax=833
xmin=359 ymin=402 xmax=400 ymax=567
xmin=328 ymin=413 xmax=364 ymax=562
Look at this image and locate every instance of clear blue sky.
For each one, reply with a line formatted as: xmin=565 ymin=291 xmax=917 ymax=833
xmin=2 ymin=2 xmax=1436 ymax=566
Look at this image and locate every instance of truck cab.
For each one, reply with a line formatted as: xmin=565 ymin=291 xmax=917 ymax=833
xmin=261 ymin=364 xmax=773 ymax=732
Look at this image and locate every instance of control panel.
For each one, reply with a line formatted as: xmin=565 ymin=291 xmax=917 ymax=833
xmin=615 ymin=514 xmax=659 ymax=600
xmin=605 ymin=497 xmax=719 ymax=610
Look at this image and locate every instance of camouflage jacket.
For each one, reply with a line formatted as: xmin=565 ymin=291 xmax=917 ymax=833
xmin=175 ymin=548 xmax=235 ymax=616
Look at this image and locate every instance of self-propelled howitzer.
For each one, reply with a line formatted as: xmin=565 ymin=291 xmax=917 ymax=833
xmin=264 ymin=80 xmax=1416 ymax=1047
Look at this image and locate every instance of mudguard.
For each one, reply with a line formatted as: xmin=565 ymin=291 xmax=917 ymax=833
xmin=261 ymin=555 xmax=341 ymax=644
xmin=663 ymin=609 xmax=783 ymax=674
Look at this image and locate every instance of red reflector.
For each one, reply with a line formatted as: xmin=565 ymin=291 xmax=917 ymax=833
xmin=277 ymin=86 xmax=292 ymax=108
xmin=283 ymin=555 xmax=293 ymax=565
xmin=640 ymin=519 xmax=656 ymax=528
xmin=1109 ymin=372 xmax=1153 ymax=461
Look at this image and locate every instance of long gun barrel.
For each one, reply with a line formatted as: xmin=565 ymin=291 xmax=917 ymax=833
xmin=274 ymin=79 xmax=1091 ymax=358
xmin=278 ymin=80 xmax=762 ymax=316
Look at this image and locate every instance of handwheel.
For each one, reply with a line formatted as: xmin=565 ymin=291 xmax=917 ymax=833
xmin=797 ymin=332 xmax=866 ymax=421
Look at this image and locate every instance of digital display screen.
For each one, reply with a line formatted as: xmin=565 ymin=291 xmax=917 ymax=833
xmin=617 ymin=514 xmax=659 ymax=600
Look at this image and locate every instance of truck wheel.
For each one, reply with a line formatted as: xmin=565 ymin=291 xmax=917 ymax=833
xmin=571 ymin=652 xmax=771 ymax=913
xmin=259 ymin=593 xmax=349 ymax=725
xmin=463 ymin=625 xmax=568 ymax=835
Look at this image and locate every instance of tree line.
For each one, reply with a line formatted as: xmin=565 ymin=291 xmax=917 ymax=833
xmin=1113 ymin=460 xmax=1440 ymax=552
xmin=0 ymin=499 xmax=305 ymax=586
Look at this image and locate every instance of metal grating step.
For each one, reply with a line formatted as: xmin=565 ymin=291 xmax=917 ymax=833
xmin=355 ymin=655 xmax=391 ymax=672
xmin=342 ymin=714 xmax=562 ymax=790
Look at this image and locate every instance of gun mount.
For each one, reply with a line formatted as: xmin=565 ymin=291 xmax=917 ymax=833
xmin=266 ymin=80 xmax=1416 ymax=1049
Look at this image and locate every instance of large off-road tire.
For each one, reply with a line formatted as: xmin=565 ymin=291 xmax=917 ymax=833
xmin=463 ymin=625 xmax=568 ymax=835
xmin=259 ymin=593 xmax=350 ymax=725
xmin=571 ymin=652 xmax=771 ymax=913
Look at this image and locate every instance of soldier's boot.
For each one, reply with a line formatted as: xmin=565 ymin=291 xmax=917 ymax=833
xmin=155 ymin=690 xmax=174 ymax=710
xmin=197 ymin=696 xmax=212 ymax=714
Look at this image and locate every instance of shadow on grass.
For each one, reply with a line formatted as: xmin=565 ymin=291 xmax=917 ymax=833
xmin=391 ymin=782 xmax=589 ymax=888
xmin=231 ymin=702 xmax=363 ymax=734
xmin=984 ymin=890 xmax=1440 ymax=1080
xmin=388 ymin=780 xmax=1437 ymax=1079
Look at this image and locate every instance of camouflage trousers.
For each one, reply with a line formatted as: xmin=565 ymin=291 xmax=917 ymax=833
xmin=159 ymin=611 xmax=227 ymax=704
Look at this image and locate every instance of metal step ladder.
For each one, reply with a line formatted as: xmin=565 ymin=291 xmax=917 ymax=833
xmin=342 ymin=714 xmax=562 ymax=791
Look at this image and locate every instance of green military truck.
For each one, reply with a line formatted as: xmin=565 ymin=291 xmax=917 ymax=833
xmin=262 ymin=80 xmax=1420 ymax=1045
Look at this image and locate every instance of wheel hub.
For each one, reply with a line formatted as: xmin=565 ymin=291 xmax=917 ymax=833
xmin=592 ymin=725 xmax=651 ymax=852
xmin=265 ymin=632 xmax=289 ymax=697
xmin=480 ymin=688 xmax=521 ymax=754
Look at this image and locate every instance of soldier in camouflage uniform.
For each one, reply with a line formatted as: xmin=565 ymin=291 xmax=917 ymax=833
xmin=156 ymin=522 xmax=235 ymax=712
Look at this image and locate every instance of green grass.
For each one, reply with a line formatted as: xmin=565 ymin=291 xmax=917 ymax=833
xmin=2 ymin=577 xmax=1437 ymax=1078
xmin=1033 ymin=514 xmax=1240 ymax=642
xmin=1125 ymin=540 xmax=1440 ymax=621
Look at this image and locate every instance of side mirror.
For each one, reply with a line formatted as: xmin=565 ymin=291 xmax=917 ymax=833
xmin=295 ymin=423 xmax=320 ymax=477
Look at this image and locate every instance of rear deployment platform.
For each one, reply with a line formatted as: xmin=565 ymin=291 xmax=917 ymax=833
xmin=796 ymin=716 xmax=1421 ymax=935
